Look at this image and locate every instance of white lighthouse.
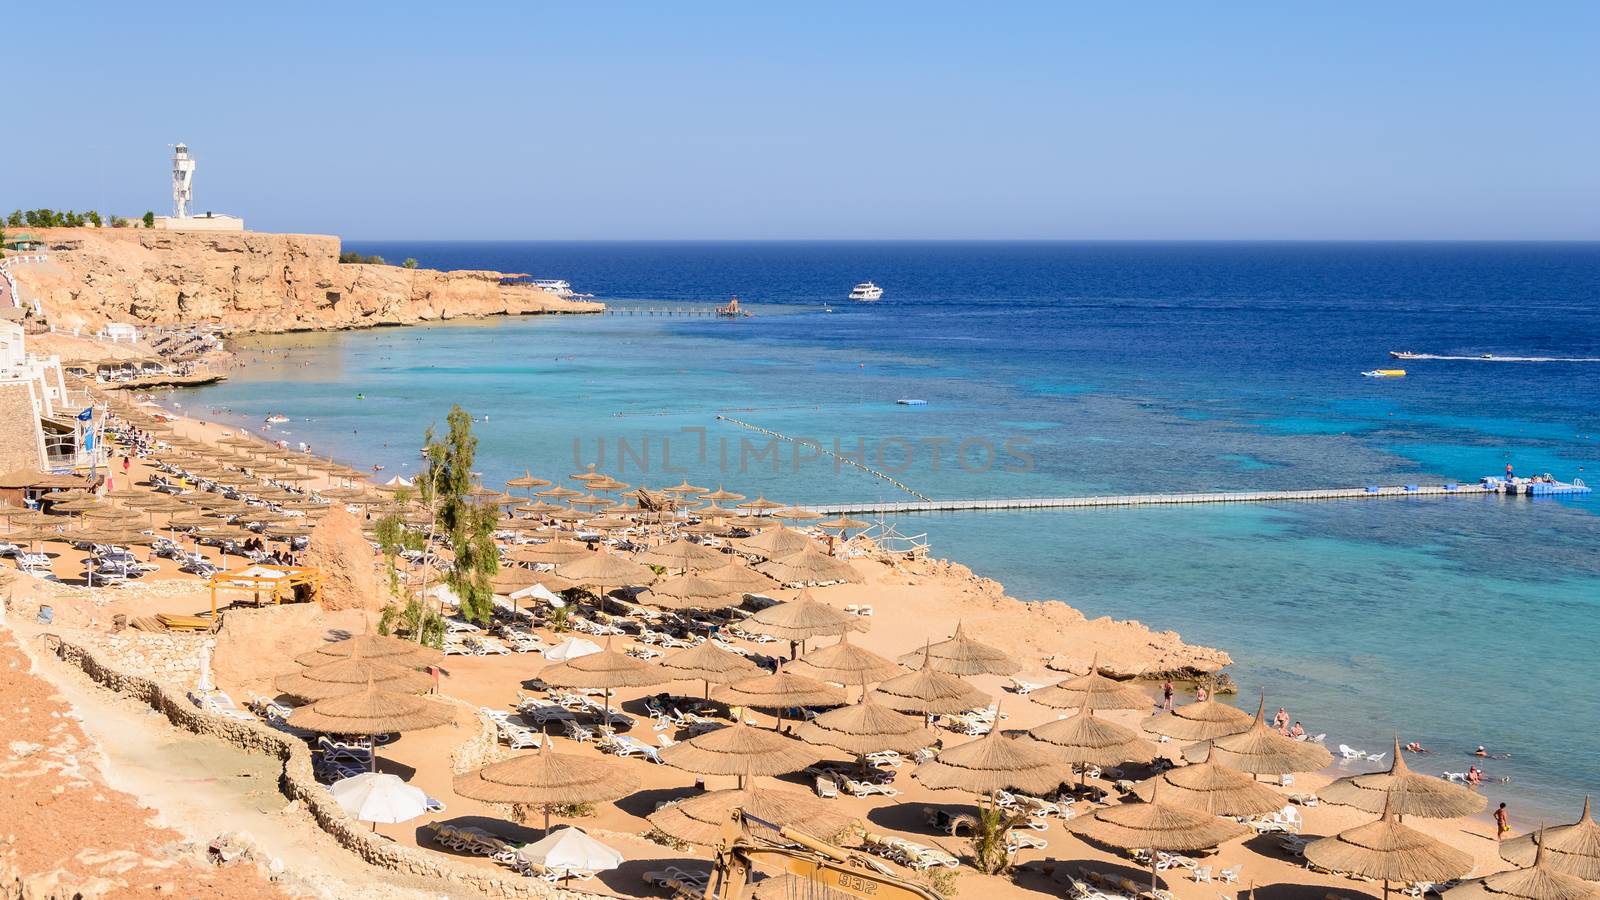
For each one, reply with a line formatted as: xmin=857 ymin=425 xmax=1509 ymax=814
xmin=153 ymin=142 xmax=243 ymax=232
xmin=171 ymin=142 xmax=195 ymax=219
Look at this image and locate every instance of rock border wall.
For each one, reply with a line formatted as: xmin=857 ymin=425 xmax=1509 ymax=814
xmin=49 ymin=638 xmax=598 ymax=900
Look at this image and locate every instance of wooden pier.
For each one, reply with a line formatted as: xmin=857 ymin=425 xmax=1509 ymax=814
xmin=604 ymin=305 xmax=730 ymax=317
xmin=801 ymin=483 xmax=1496 ymax=515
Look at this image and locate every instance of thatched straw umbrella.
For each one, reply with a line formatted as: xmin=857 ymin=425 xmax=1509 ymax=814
xmin=713 ymin=664 xmax=847 ymax=730
xmin=1141 ymin=696 xmax=1254 ymax=742
xmin=555 ymin=551 xmax=656 ymax=591
xmin=1502 ymin=798 xmax=1600 ymax=880
xmin=700 ymin=560 xmax=778 ymax=594
xmin=286 ymin=680 xmax=454 ymax=770
xmin=736 ymin=527 xmax=816 ymax=560
xmin=636 ymin=537 xmax=725 ymax=572
xmin=294 ymin=633 xmax=442 ymax=668
xmin=453 ymin=738 xmax=638 ymax=834
xmin=1323 ymin=738 xmax=1487 ymax=819
xmin=1135 ymin=743 xmax=1286 ymax=817
xmin=508 ymin=540 xmax=591 ymax=565
xmin=1030 ymin=653 xmax=1153 ymax=711
xmin=874 ymin=645 xmax=989 ymax=720
xmin=506 ymin=471 xmax=552 ymax=493
xmin=1179 ymin=695 xmax=1333 ymax=776
xmin=699 ymin=487 xmax=746 ymax=503
xmin=275 ymin=653 xmax=434 ymax=701
xmin=1304 ymin=794 xmax=1475 ymax=900
xmin=659 ymin=640 xmax=762 ymax=698
xmin=1025 ymin=697 xmax=1158 ymax=791
xmin=539 ymin=638 xmax=668 ymax=721
xmin=915 ymin=722 xmax=1073 ymax=801
xmin=790 ymin=631 xmax=903 ymax=686
xmin=637 ymin=572 xmax=742 ymax=611
xmin=896 ymin=623 xmax=1019 ymax=676
xmin=648 ymin=784 xmax=853 ymax=848
xmin=756 ymin=545 xmax=864 ymax=586
xmin=1453 ymin=831 xmax=1600 ymax=900
xmin=660 ymin=721 xmax=820 ymax=786
xmin=798 ymin=691 xmax=937 ymax=774
xmin=1071 ymin=781 xmax=1252 ymax=895
xmin=744 ymin=589 xmax=860 ymax=649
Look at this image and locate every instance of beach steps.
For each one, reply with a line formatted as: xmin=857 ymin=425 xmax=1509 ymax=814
xmin=800 ymin=483 xmax=1504 ymax=515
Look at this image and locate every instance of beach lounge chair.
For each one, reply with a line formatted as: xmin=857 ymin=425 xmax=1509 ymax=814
xmin=1192 ymin=866 xmax=1213 ymax=883
xmin=866 ymin=750 xmax=902 ymax=768
xmin=814 ymin=774 xmax=839 ymax=798
xmin=1338 ymin=744 xmax=1368 ymax=760
xmin=841 ymin=777 xmax=899 ymax=798
xmin=1009 ymin=676 xmax=1047 ymax=695
xmin=1218 ymin=865 xmax=1243 ymax=884
xmin=1007 ymin=831 xmax=1049 ymax=852
xmin=626 ymin=644 xmax=664 ymax=660
xmin=562 ymin=719 xmax=596 ymax=742
xmin=615 ymin=734 xmax=664 ymax=763
xmin=1366 ymin=751 xmax=1387 ymax=764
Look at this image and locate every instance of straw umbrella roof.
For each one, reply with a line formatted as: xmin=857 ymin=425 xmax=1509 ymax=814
xmin=1322 ymin=739 xmax=1487 ymax=818
xmin=648 ymin=785 xmax=853 ymax=847
xmin=1141 ymin=697 xmax=1254 ymax=742
xmin=770 ymin=506 xmax=822 ymax=521
xmin=1453 ymin=835 xmax=1600 ymax=900
xmin=660 ymin=721 xmax=820 ymax=777
xmin=756 ymin=545 xmax=864 ymax=586
xmin=1071 ymin=781 xmax=1252 ymax=853
xmin=896 ymin=623 xmax=1019 ymax=676
xmin=539 ymin=640 xmax=670 ymax=691
xmin=697 ymin=503 xmax=744 ymax=519
xmin=1030 ymin=654 xmax=1155 ymax=711
xmin=274 ymin=655 xmax=434 ymax=701
xmin=1179 ymin=696 xmax=1333 ymax=775
xmin=915 ymin=725 xmax=1074 ymax=796
xmin=1502 ymin=798 xmax=1600 ymax=880
xmin=738 ymin=496 xmax=784 ymax=512
xmin=663 ymin=481 xmax=710 ymax=495
xmin=743 ymin=590 xmax=860 ymax=642
xmin=635 ymin=536 xmax=726 ymax=571
xmin=797 ymin=692 xmax=937 ymax=757
xmin=555 ymin=551 xmax=656 ymax=589
xmin=659 ymin=641 xmax=762 ymax=685
xmin=817 ymin=516 xmax=870 ymax=530
xmin=492 ymin=568 xmax=576 ymax=595
xmin=735 ymin=526 xmax=819 ymax=560
xmin=637 ymin=572 xmax=743 ymax=610
xmin=508 ymin=540 xmax=591 ymax=565
xmin=873 ymin=646 xmax=989 ymax=715
xmin=453 ymin=739 xmax=638 ymax=807
xmin=789 ymin=631 xmax=903 ymax=685
xmin=294 ymin=633 xmax=443 ymax=668
xmin=699 ymin=487 xmax=746 ymax=502
xmin=713 ymin=665 xmax=848 ymax=711
xmin=535 ymin=484 xmax=582 ymax=499
xmin=506 ymin=471 xmax=552 ymax=489
xmin=285 ymin=682 xmax=454 ymax=735
xmin=1025 ymin=700 xmax=1159 ymax=768
xmin=1135 ymin=743 xmax=1287 ymax=817
xmin=700 ymin=560 xmax=778 ymax=594
xmin=1304 ymin=795 xmax=1475 ymax=893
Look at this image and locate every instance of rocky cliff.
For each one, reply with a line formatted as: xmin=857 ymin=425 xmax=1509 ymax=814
xmin=8 ymin=228 xmax=601 ymax=333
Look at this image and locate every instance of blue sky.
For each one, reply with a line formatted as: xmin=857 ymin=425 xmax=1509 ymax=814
xmin=2 ymin=2 xmax=1596 ymax=239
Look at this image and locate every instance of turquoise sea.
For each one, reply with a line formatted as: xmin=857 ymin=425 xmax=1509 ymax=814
xmin=170 ymin=242 xmax=1600 ymax=822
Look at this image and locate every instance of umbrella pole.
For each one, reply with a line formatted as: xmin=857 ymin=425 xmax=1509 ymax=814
xmin=369 ymin=736 xmax=377 ymax=773
xmin=544 ymin=805 xmax=552 ymax=835
xmin=1151 ymin=851 xmax=1159 ymax=896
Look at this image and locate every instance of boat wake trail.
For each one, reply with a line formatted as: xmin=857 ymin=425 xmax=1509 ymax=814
xmin=1390 ymin=352 xmax=1600 ymax=362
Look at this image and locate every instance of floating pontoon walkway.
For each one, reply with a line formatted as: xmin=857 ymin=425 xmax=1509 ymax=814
xmin=801 ymin=483 xmax=1504 ymax=515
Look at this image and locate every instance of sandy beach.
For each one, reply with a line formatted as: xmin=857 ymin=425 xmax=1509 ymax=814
xmin=0 ymin=380 xmax=1539 ymax=900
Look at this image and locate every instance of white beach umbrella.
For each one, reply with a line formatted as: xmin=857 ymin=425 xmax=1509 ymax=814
xmin=511 ymin=583 xmax=565 ymax=607
xmin=515 ymin=826 xmax=624 ymax=878
xmin=544 ymin=637 xmax=603 ymax=661
xmin=329 ymin=772 xmax=429 ymax=827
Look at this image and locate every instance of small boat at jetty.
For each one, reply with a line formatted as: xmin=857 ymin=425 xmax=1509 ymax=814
xmin=1361 ymin=369 xmax=1406 ymax=377
xmin=849 ymin=282 xmax=884 ymax=302
xmin=1482 ymin=475 xmax=1591 ymax=497
xmin=896 ymin=398 xmax=927 ymax=406
xmin=716 ymin=295 xmax=751 ymax=318
xmin=264 ymin=414 xmax=289 ymax=424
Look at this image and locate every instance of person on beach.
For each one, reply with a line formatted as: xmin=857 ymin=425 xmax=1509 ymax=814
xmin=1195 ymin=685 xmax=1209 ymax=702
xmin=1162 ymin=680 xmax=1174 ymax=710
xmin=1468 ymin=765 xmax=1483 ymax=786
xmin=1406 ymin=741 xmax=1428 ymax=753
xmin=1290 ymin=721 xmax=1305 ymax=739
xmin=1494 ymin=802 xmax=1510 ymax=841
xmin=1476 ymin=745 xmax=1489 ymax=757
xmin=1274 ymin=707 xmax=1290 ymax=730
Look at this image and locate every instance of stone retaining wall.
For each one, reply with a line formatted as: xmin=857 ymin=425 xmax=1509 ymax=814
xmin=50 ymin=638 xmax=599 ymax=899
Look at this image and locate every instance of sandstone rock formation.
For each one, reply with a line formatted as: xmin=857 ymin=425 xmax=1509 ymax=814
xmin=301 ymin=505 xmax=382 ymax=612
xmin=9 ymin=228 xmax=601 ymax=333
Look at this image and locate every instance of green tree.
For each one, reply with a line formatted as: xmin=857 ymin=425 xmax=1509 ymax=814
xmin=110 ymin=215 xmax=128 ymax=228
xmin=403 ymin=257 xmax=419 ymax=269
xmin=969 ymin=804 xmax=1029 ymax=875
xmin=6 ymin=211 xmax=21 ymax=227
xmin=142 ymin=210 xmax=155 ymax=228
xmin=420 ymin=407 xmax=499 ymax=625
xmin=87 ymin=211 xmax=102 ymax=228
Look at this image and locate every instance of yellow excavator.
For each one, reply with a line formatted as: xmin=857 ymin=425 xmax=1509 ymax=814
xmin=661 ymin=809 xmax=946 ymax=900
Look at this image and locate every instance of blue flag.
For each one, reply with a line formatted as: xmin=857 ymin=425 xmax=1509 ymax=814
xmin=77 ymin=407 xmax=94 ymax=421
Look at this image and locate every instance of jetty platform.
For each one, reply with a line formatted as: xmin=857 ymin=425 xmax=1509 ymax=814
xmin=800 ymin=482 xmax=1512 ymax=515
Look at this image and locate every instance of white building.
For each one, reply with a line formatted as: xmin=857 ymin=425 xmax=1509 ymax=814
xmin=0 ymin=320 xmax=97 ymax=473
xmin=153 ymin=142 xmax=245 ymax=232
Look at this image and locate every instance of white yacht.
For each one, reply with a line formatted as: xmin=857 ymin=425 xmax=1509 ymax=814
xmin=849 ymin=281 xmax=884 ymax=302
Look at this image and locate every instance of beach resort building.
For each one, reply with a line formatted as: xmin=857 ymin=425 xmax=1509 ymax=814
xmin=0 ymin=320 xmax=98 ymax=473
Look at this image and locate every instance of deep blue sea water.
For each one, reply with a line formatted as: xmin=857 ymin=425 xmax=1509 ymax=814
xmin=172 ymin=242 xmax=1600 ymax=822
